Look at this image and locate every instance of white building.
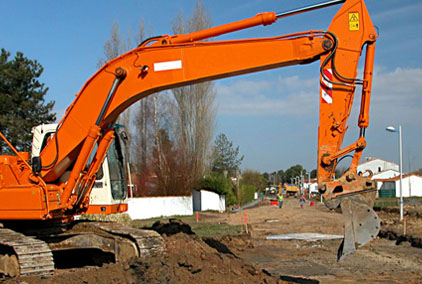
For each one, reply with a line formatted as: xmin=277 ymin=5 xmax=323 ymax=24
xmin=357 ymin=157 xmax=399 ymax=176
xmin=192 ymin=189 xmax=226 ymax=212
xmin=376 ymin=174 xmax=422 ymax=198
xmin=372 ymin=169 xmax=400 ymax=179
xmin=372 ymin=169 xmax=400 ymax=189
xmin=305 ymin=179 xmax=319 ymax=196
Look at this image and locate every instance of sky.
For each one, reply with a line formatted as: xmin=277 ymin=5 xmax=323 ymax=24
xmin=1 ymin=0 xmax=421 ymax=174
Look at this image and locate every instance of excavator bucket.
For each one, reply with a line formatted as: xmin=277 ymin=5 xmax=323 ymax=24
xmin=337 ymin=192 xmax=380 ymax=261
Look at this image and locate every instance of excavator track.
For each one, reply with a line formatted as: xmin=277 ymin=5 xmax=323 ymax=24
xmin=92 ymin=222 xmax=165 ymax=257
xmin=0 ymin=228 xmax=54 ymax=277
xmin=44 ymin=221 xmax=166 ymax=266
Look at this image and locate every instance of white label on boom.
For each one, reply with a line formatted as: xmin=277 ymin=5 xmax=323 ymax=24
xmin=154 ymin=60 xmax=182 ymax=72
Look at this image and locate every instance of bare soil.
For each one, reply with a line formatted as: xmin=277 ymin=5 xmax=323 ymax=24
xmin=378 ymin=204 xmax=422 ymax=248
xmin=218 ymin=198 xmax=422 ymax=283
xmin=2 ymin=198 xmax=422 ymax=284
xmin=1 ymin=220 xmax=282 ymax=284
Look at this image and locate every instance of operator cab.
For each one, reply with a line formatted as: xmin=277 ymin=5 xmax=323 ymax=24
xmin=90 ymin=124 xmax=128 ymax=211
xmin=31 ymin=123 xmax=129 ymax=213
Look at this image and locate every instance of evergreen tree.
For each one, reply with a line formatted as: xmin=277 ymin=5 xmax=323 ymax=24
xmin=0 ymin=48 xmax=55 ymax=153
xmin=211 ymin=133 xmax=244 ymax=176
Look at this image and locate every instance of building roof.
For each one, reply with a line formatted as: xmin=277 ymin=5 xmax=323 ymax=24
xmin=372 ymin=169 xmax=399 ymax=176
xmin=358 ymin=157 xmax=398 ymax=167
xmin=374 ymin=173 xmax=422 ymax=182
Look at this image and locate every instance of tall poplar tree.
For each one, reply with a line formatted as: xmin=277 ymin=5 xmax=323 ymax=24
xmin=172 ymin=0 xmax=216 ymax=188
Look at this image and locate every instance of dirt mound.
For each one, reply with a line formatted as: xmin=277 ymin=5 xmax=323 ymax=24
xmin=150 ymin=218 xmax=195 ymax=236
xmin=127 ymin=232 xmax=280 ymax=284
xmin=2 ymin=220 xmax=283 ymax=284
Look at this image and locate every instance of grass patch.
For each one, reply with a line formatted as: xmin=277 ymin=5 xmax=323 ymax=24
xmin=131 ymin=215 xmax=244 ymax=238
xmin=189 ymin=222 xmax=244 ymax=238
xmin=375 ymin=197 xmax=422 ymax=209
xmin=375 ymin=198 xmax=398 ymax=209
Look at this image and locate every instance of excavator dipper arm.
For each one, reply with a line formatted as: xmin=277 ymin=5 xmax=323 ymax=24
xmin=315 ymin=0 xmax=379 ymax=260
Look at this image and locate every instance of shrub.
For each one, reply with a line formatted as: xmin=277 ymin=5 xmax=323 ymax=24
xmin=239 ymin=184 xmax=256 ymax=205
xmin=199 ymin=173 xmax=237 ymax=206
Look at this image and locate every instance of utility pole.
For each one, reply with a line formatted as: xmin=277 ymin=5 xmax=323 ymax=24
xmin=386 ymin=125 xmax=404 ymax=220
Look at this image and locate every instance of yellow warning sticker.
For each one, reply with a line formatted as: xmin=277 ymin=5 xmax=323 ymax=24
xmin=349 ymin=12 xmax=359 ymax=31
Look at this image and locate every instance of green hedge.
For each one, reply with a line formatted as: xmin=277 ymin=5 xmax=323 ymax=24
xmin=200 ymin=173 xmax=237 ymax=206
xmin=239 ymin=184 xmax=256 ymax=206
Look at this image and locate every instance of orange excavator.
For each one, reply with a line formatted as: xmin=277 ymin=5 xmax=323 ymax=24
xmin=0 ymin=0 xmax=379 ymax=276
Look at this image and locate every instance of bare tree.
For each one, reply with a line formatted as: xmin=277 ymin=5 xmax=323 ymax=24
xmin=132 ymin=92 xmax=188 ymax=196
xmin=97 ymin=21 xmax=133 ymax=132
xmin=131 ymin=19 xmax=148 ymax=172
xmin=97 ymin=21 xmax=126 ymax=68
xmin=134 ymin=0 xmax=216 ymax=196
xmin=129 ymin=20 xmax=167 ymax=196
xmin=171 ymin=0 xmax=216 ymax=190
xmin=99 ymin=2 xmax=216 ymax=197
xmin=99 ymin=19 xmax=157 ymax=197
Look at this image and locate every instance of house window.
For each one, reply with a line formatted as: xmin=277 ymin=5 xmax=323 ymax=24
xmin=378 ymin=167 xmax=381 ymax=172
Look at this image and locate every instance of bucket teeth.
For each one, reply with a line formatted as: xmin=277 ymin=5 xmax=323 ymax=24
xmin=337 ymin=193 xmax=380 ymax=261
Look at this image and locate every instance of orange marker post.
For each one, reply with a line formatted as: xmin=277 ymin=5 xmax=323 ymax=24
xmin=244 ymin=211 xmax=248 ymax=234
xmin=403 ymin=217 xmax=407 ymax=235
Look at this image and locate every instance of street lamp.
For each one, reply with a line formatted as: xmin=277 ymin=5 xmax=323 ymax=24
xmin=386 ymin=125 xmax=403 ymax=220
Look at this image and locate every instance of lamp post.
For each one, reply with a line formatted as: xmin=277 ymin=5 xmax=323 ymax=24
xmin=386 ymin=125 xmax=403 ymax=220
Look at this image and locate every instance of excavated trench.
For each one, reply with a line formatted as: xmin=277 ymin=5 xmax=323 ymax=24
xmin=376 ymin=204 xmax=422 ymax=249
xmin=52 ymin=248 xmax=114 ymax=269
xmin=378 ymin=229 xmax=422 ymax=248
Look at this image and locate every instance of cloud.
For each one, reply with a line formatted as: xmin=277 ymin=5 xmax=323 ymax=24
xmin=372 ymin=3 xmax=422 ymax=23
xmin=216 ymin=75 xmax=319 ymax=117
xmin=215 ymin=67 xmax=422 ymax=127
xmin=370 ymin=67 xmax=422 ymax=126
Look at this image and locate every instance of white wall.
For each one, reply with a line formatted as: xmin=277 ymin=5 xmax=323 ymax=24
xmin=127 ymin=196 xmax=193 ymax=220
xmin=218 ymin=195 xmax=226 ymax=211
xmin=192 ymin=190 xmax=226 ymax=212
xmin=395 ymin=176 xmax=422 ymax=197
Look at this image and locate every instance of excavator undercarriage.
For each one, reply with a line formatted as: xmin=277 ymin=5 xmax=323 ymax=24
xmin=0 ymin=221 xmax=165 ymax=277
